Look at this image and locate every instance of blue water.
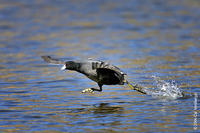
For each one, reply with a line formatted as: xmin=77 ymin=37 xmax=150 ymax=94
xmin=0 ymin=0 xmax=199 ymax=132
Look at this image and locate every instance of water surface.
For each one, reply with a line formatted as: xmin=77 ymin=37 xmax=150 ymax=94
xmin=0 ymin=0 xmax=199 ymax=132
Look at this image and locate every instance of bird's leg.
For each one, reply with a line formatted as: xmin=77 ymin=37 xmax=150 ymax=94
xmin=82 ymin=88 xmax=95 ymax=93
xmin=82 ymin=84 xmax=103 ymax=93
xmin=93 ymin=83 xmax=103 ymax=92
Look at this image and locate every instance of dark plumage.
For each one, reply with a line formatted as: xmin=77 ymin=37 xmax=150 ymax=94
xmin=41 ymin=56 xmax=127 ymax=93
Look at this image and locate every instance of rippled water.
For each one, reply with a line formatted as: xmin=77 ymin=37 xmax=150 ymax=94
xmin=0 ymin=0 xmax=200 ymax=132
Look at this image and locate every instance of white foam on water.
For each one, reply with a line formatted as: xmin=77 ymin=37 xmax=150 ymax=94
xmin=146 ymin=76 xmax=184 ymax=99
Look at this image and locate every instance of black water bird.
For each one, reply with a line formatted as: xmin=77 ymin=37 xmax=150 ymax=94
xmin=41 ymin=56 xmax=128 ymax=93
xmin=41 ymin=56 xmax=192 ymax=98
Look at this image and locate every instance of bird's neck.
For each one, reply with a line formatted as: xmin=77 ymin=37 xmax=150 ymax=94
xmin=68 ymin=62 xmax=81 ymax=72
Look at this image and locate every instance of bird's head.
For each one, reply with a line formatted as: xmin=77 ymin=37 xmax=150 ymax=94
xmin=61 ymin=61 xmax=79 ymax=71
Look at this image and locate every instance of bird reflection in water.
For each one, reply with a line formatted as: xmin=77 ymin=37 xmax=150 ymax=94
xmin=67 ymin=103 xmax=123 ymax=115
xmin=90 ymin=103 xmax=123 ymax=114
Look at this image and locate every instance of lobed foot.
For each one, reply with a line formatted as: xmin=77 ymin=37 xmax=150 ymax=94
xmin=82 ymin=88 xmax=94 ymax=93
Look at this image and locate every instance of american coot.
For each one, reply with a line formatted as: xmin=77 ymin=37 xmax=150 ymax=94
xmin=41 ymin=56 xmax=146 ymax=94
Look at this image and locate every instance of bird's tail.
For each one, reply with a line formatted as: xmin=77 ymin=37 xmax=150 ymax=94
xmin=41 ymin=56 xmax=65 ymax=65
xmin=125 ymin=80 xmax=147 ymax=94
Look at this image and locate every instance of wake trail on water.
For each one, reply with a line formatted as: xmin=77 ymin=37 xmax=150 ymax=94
xmin=128 ymin=76 xmax=193 ymax=99
xmin=146 ymin=76 xmax=184 ymax=99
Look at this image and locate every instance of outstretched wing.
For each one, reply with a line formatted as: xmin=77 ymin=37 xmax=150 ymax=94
xmin=92 ymin=61 xmax=126 ymax=75
xmin=92 ymin=61 xmax=126 ymax=85
xmin=41 ymin=56 xmax=65 ymax=65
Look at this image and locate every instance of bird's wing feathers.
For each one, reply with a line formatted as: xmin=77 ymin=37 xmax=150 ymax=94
xmin=92 ymin=61 xmax=126 ymax=75
xmin=91 ymin=61 xmax=126 ymax=85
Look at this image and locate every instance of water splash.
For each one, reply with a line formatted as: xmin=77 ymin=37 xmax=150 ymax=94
xmin=145 ymin=76 xmax=184 ymax=99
